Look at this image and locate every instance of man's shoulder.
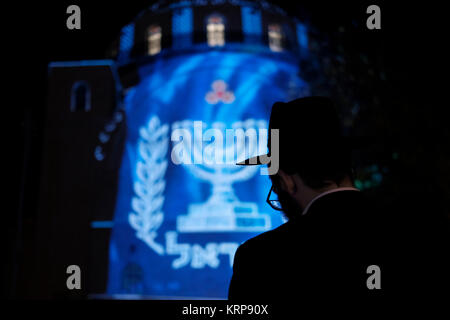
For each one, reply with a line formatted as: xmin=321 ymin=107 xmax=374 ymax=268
xmin=238 ymin=221 xmax=294 ymax=253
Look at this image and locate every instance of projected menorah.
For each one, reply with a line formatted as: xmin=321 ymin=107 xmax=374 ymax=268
xmin=172 ymin=119 xmax=271 ymax=232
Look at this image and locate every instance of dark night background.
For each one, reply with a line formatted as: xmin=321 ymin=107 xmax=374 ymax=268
xmin=5 ymin=0 xmax=448 ymax=300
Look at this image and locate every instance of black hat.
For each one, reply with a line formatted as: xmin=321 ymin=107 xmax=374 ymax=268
xmin=237 ymin=96 xmax=361 ymax=173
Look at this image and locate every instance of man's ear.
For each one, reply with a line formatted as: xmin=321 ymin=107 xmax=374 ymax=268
xmin=277 ymin=169 xmax=297 ymax=195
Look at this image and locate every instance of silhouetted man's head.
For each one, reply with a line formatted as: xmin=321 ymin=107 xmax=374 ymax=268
xmin=240 ymin=96 xmax=355 ymax=220
xmin=269 ymin=163 xmax=354 ymax=221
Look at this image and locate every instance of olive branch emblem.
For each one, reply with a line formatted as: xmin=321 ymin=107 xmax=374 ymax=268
xmin=128 ymin=116 xmax=169 ymax=255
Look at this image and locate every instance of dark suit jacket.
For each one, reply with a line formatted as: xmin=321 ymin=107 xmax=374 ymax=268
xmin=228 ymin=190 xmax=384 ymax=301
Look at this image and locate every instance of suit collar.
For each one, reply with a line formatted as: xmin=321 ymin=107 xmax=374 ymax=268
xmin=302 ymin=187 xmax=360 ymax=216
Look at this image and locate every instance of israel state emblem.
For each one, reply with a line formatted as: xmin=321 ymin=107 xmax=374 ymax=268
xmin=128 ymin=80 xmax=273 ymax=271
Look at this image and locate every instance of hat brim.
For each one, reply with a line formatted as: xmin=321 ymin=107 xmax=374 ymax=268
xmin=236 ymin=154 xmax=269 ymax=166
xmin=236 ymin=136 xmax=373 ymax=166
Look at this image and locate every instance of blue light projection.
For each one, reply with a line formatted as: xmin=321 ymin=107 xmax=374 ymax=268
xmin=296 ymin=23 xmax=308 ymax=50
xmin=118 ymin=24 xmax=135 ymax=64
xmin=241 ymin=6 xmax=262 ymax=40
xmin=107 ymin=50 xmax=308 ymax=298
xmin=172 ymin=7 xmax=193 ymax=49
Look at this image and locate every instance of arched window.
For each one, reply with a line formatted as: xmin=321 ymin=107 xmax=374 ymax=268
xmin=70 ymin=81 xmax=91 ymax=112
xmin=207 ymin=14 xmax=225 ymax=47
xmin=147 ymin=25 xmax=162 ymax=56
xmin=268 ymin=23 xmax=283 ymax=52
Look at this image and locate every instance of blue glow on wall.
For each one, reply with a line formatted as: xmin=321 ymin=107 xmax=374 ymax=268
xmin=241 ymin=6 xmax=262 ymax=41
xmin=107 ymin=50 xmax=308 ymax=298
xmin=173 ymin=7 xmax=193 ymax=34
xmin=118 ymin=24 xmax=135 ymax=63
xmin=172 ymin=7 xmax=193 ymax=49
xmin=296 ymin=23 xmax=308 ymax=49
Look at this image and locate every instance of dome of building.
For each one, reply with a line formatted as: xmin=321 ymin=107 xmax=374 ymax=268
xmin=112 ymin=0 xmax=308 ymax=66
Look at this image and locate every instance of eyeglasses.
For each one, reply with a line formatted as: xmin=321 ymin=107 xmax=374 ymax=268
xmin=266 ymin=185 xmax=283 ymax=211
